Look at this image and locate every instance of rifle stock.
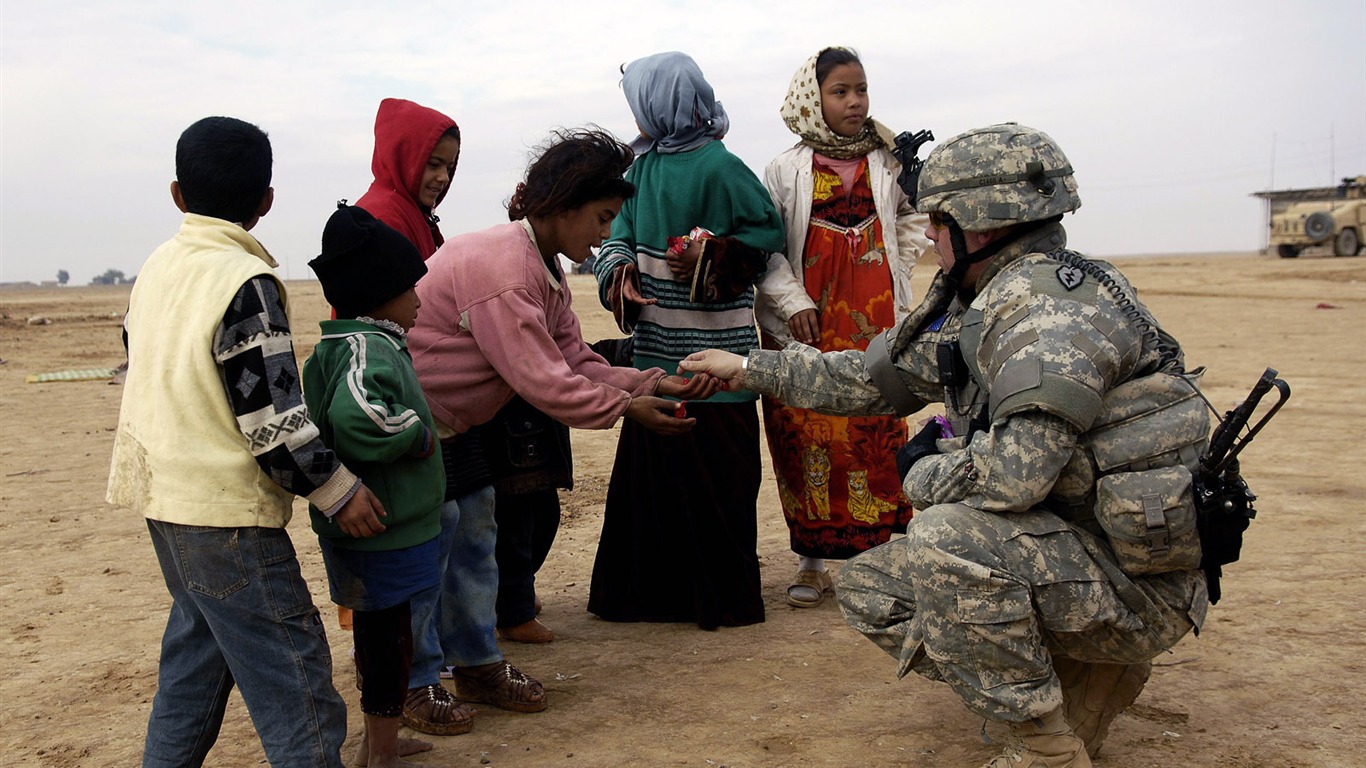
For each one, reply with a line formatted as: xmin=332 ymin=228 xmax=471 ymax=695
xmin=1194 ymin=367 xmax=1291 ymax=603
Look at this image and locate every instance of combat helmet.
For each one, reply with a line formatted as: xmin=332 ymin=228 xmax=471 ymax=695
xmin=915 ymin=123 xmax=1081 ymax=231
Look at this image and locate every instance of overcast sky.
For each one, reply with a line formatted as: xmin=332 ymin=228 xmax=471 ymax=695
xmin=2 ymin=0 xmax=1363 ymax=285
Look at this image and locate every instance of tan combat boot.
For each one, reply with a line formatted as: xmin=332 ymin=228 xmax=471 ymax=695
xmin=1054 ymin=657 xmax=1151 ymax=757
xmin=982 ymin=708 xmax=1091 ymax=768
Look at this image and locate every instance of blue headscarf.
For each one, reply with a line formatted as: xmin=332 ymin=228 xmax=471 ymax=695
xmin=622 ymin=52 xmax=730 ymax=155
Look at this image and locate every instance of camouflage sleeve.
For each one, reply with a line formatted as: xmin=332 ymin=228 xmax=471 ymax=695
xmin=905 ymin=410 xmax=1078 ymax=512
xmin=741 ymin=273 xmax=957 ymax=416
xmin=743 ymin=343 xmax=912 ymax=416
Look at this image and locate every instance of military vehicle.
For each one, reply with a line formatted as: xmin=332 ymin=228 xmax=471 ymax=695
xmin=1269 ymin=176 xmax=1364 ymax=258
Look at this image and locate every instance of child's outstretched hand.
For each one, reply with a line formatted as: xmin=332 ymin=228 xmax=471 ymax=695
xmin=656 ymin=373 xmax=722 ymax=401
xmin=334 ymin=484 xmax=388 ymax=538
xmin=678 ymin=350 xmax=747 ymax=390
xmin=625 ymin=395 xmax=696 ymax=436
xmin=616 ymin=263 xmax=657 ymax=307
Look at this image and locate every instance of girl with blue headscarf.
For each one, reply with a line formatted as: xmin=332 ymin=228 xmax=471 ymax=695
xmin=589 ymin=52 xmax=786 ymax=629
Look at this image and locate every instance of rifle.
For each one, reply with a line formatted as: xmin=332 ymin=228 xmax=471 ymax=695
xmin=891 ymin=129 xmax=935 ymax=201
xmin=1194 ymin=367 xmax=1291 ymax=604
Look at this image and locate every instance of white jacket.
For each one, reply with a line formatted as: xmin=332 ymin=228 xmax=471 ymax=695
xmin=755 ymin=144 xmax=930 ymax=347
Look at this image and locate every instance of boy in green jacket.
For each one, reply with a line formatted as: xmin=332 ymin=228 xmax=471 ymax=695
xmin=304 ymin=203 xmax=448 ymax=766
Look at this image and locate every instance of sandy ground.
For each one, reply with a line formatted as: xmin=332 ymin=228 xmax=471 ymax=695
xmin=1 ymin=251 xmax=1364 ymax=768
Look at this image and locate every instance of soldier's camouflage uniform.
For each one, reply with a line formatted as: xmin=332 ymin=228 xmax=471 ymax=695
xmin=743 ymin=221 xmax=1209 ymax=723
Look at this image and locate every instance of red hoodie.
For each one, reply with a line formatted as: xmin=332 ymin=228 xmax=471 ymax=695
xmin=355 ymin=98 xmax=458 ymax=259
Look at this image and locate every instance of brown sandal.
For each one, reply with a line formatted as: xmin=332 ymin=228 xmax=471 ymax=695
xmin=497 ymin=618 xmax=554 ymax=644
xmin=401 ymin=684 xmax=474 ymax=735
xmin=452 ymin=661 xmax=547 ymax=713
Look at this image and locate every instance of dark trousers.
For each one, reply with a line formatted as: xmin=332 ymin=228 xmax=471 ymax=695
xmin=353 ymin=601 xmax=413 ymax=717
xmin=494 ymin=487 xmax=561 ymax=628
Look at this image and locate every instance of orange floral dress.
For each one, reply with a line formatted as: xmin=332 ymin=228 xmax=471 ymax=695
xmin=761 ymin=156 xmax=912 ymax=558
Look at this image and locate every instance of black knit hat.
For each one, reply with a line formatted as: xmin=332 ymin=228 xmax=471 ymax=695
xmin=309 ymin=202 xmax=427 ymax=318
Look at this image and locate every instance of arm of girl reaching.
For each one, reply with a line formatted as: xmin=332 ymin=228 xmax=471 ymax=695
xmin=470 ymin=285 xmax=666 ymax=430
xmin=655 ymin=372 xmax=723 ymax=400
xmin=323 ymin=335 xmax=435 ymax=464
xmin=214 ymin=277 xmax=386 ymax=534
xmin=551 ymin=295 xmax=665 ymax=396
xmin=555 ymin=316 xmax=721 ymax=401
xmin=549 ymin=283 xmax=722 ymax=401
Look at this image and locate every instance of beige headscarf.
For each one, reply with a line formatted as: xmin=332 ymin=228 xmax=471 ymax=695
xmin=780 ymin=47 xmax=898 ymax=160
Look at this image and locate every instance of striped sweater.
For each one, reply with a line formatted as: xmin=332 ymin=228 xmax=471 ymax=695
xmin=593 ymin=139 xmax=785 ymax=403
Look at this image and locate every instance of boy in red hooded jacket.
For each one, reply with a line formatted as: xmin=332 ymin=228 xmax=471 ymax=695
xmin=353 ymin=98 xmax=473 ymax=737
xmin=356 ymin=97 xmax=460 ymax=260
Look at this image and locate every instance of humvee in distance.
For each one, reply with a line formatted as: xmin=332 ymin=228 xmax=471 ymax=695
xmin=1269 ymin=176 xmax=1365 ymax=258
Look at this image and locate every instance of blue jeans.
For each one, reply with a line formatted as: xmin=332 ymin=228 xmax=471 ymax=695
xmin=143 ymin=519 xmax=346 ymax=768
xmin=408 ymin=485 xmax=502 ymax=688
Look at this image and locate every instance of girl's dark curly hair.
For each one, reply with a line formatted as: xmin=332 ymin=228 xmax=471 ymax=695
xmin=507 ymin=128 xmax=635 ymax=221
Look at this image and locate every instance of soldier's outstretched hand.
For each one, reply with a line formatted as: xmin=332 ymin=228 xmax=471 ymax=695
xmin=678 ymin=350 xmax=746 ymax=389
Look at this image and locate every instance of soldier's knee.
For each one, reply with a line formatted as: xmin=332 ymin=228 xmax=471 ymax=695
xmin=905 ymin=503 xmax=980 ymax=552
xmin=835 ymin=538 xmax=906 ymax=593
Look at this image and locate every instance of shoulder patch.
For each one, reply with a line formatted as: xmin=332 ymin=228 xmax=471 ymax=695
xmin=1056 ymin=264 xmax=1085 ymax=291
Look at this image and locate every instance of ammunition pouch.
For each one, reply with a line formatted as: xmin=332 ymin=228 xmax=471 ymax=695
xmin=1095 ymin=466 xmax=1202 ymax=576
xmin=1083 ymin=371 xmax=1209 ymax=577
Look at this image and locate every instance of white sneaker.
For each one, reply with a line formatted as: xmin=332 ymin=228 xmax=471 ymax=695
xmin=439 ymin=665 xmax=454 ymax=680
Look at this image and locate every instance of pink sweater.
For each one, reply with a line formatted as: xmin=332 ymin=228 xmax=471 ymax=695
xmin=410 ymin=221 xmax=664 ymax=433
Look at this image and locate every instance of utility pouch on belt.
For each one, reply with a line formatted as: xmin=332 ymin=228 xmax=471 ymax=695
xmin=1084 ymin=370 xmax=1209 ymax=577
xmin=1095 ymin=465 xmax=1202 ymax=576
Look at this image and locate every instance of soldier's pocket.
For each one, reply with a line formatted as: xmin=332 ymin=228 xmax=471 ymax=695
xmin=1008 ymin=516 xmax=1137 ymax=634
xmin=956 ymin=580 xmax=1050 ymax=689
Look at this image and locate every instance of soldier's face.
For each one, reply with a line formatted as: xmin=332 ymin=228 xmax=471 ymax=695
xmin=927 ymin=219 xmax=1001 ymax=286
xmin=926 ymin=215 xmax=957 ymax=272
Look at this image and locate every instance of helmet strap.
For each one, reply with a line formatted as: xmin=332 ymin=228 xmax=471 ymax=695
xmin=942 ymin=217 xmax=1059 ymax=294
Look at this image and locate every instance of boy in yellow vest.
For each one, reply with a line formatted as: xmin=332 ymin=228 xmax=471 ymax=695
xmin=108 ymin=116 xmax=388 ymax=768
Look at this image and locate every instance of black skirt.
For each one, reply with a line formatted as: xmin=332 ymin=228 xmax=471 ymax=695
xmin=587 ymin=400 xmax=765 ymax=629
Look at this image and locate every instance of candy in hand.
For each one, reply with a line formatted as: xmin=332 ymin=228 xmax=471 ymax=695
xmin=667 ymin=227 xmax=715 ymax=255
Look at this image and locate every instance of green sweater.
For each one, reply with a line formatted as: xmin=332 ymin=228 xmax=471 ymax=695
xmin=594 ymin=140 xmax=785 ymax=403
xmin=303 ymin=320 xmax=443 ymax=551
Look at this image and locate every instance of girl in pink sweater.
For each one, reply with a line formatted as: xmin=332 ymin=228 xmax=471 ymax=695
xmin=403 ymin=129 xmax=717 ymax=715
xmin=410 ymin=129 xmax=715 ymax=433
